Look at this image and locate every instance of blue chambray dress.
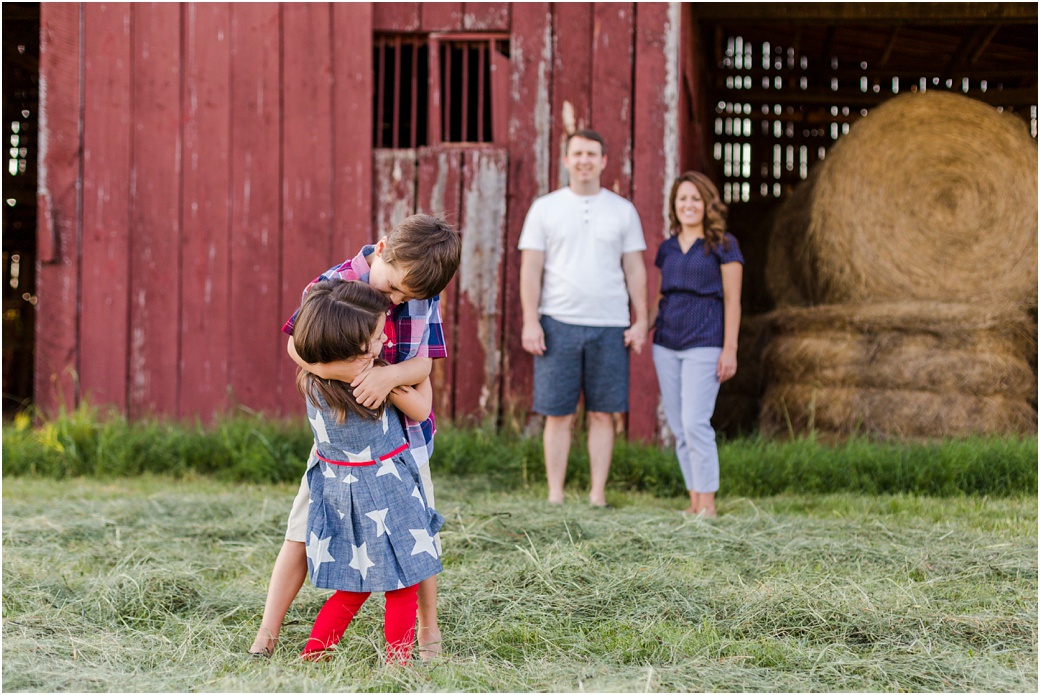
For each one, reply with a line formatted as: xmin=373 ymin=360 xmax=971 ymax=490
xmin=303 ymin=393 xmax=444 ymax=593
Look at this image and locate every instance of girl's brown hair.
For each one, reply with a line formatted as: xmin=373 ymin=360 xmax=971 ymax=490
xmin=292 ymin=280 xmax=390 ymax=422
xmin=667 ymin=171 xmax=730 ymax=254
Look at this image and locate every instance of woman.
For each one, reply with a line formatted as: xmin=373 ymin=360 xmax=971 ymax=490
xmin=650 ymin=172 xmax=743 ymax=517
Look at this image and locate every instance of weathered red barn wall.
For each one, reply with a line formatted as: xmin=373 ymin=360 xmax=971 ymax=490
xmin=36 ymin=2 xmax=680 ymax=443
xmin=37 ymin=2 xmax=375 ymax=421
xmin=499 ymin=3 xmax=680 ymax=441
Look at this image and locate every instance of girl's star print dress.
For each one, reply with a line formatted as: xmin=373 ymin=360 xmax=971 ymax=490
xmin=304 ymin=393 xmax=444 ymax=593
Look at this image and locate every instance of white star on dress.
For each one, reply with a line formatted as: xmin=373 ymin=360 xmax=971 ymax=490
xmin=366 ymin=508 xmax=391 ymax=537
xmin=307 ymin=532 xmax=336 ymax=577
xmin=345 ymin=446 xmax=373 ymax=463
xmin=309 ymin=411 xmax=330 ymax=443
xmin=377 ymin=457 xmax=402 ymax=480
xmin=341 ymin=472 xmax=358 ymax=485
xmin=348 ymin=542 xmax=376 ymax=580
xmin=411 ymin=486 xmax=425 ymax=507
xmin=381 ymin=409 xmax=389 ymax=434
xmin=409 ymin=528 xmax=439 ymax=558
xmin=322 ymin=463 xmax=337 ymax=478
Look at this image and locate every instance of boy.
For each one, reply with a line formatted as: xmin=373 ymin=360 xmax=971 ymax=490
xmin=249 ymin=214 xmax=461 ymax=660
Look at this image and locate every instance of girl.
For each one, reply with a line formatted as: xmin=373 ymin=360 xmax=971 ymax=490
xmin=650 ymin=172 xmax=743 ymax=518
xmin=291 ymin=279 xmax=443 ymax=663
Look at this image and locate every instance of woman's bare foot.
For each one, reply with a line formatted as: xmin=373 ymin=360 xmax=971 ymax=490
xmin=417 ymin=626 xmax=443 ymax=662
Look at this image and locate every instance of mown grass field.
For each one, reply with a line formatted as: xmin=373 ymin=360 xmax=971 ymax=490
xmin=3 ymin=471 xmax=1037 ymax=692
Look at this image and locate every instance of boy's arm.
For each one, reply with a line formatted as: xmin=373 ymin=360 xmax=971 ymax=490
xmin=287 ymin=337 xmax=359 ymax=382
xmin=351 ymin=358 xmax=433 ymax=409
xmin=388 ymin=377 xmax=433 ymax=422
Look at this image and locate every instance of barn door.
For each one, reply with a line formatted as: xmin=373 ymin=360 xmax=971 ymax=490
xmin=374 ymin=146 xmax=508 ymax=426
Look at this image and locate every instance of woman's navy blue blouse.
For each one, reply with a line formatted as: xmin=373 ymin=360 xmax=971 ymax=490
xmin=652 ymin=233 xmax=743 ymax=350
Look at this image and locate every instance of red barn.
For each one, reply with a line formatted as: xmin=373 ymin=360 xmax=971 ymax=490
xmin=18 ymin=2 xmax=1036 ymax=441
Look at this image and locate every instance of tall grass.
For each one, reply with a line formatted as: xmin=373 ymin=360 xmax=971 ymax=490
xmin=3 ymin=405 xmax=1036 ymax=496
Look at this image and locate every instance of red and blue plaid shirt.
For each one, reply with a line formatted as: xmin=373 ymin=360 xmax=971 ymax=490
xmin=282 ymin=245 xmax=445 ymax=466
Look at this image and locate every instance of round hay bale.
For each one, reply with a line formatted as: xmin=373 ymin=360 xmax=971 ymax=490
xmin=763 ymin=334 xmax=1036 ymax=399
xmin=758 ymin=301 xmax=1037 ymax=439
xmin=767 ymin=301 xmax=1038 ymax=359
xmin=760 ymin=384 xmax=1037 ymax=439
xmin=766 ymin=92 xmax=1038 ymax=307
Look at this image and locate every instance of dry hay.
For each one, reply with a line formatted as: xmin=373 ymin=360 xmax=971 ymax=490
xmin=766 ymin=301 xmax=1038 ymax=358
xmin=760 ymin=384 xmax=1037 ymax=439
xmin=759 ymin=301 xmax=1037 ymax=439
xmin=766 ymin=92 xmax=1038 ymax=307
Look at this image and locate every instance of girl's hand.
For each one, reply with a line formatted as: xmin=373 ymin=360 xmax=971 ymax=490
xmin=717 ymin=347 xmax=737 ymax=383
xmin=351 ymin=364 xmax=396 ymax=409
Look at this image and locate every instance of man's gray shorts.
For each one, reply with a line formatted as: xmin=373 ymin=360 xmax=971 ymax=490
xmin=533 ymin=315 xmax=629 ymax=416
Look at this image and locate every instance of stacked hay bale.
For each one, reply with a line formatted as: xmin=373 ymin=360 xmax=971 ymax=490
xmin=762 ymin=92 xmax=1038 ymax=439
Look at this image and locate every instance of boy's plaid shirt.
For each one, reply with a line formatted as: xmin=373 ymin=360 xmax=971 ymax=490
xmin=282 ymin=245 xmax=445 ymax=466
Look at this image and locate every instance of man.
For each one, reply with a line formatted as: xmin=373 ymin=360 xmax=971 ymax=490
xmin=517 ymin=129 xmax=648 ymax=507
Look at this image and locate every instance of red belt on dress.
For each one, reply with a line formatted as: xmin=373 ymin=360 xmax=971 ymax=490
xmin=316 ymin=442 xmax=409 ymax=467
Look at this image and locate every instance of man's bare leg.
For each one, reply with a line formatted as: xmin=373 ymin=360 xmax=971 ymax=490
xmin=415 ymin=575 xmax=440 ymax=660
xmin=586 ymin=411 xmax=615 ymax=507
xmin=543 ymin=414 xmax=574 ymax=504
xmin=249 ymin=540 xmax=308 ymax=655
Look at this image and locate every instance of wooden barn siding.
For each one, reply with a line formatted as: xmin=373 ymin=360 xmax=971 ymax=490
xmin=499 ymin=3 xmax=678 ymax=441
xmin=37 ymin=2 xmax=679 ymax=443
xmin=35 ymin=2 xmax=81 ymax=413
xmin=36 ymin=2 xmax=375 ymax=420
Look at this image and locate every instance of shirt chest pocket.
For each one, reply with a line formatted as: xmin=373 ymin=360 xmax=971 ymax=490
xmin=590 ymin=215 xmax=625 ymax=253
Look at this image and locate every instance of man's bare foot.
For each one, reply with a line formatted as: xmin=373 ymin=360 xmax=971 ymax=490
xmin=417 ymin=626 xmax=443 ymax=662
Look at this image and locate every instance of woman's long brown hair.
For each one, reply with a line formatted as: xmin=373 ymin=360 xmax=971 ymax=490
xmin=667 ymin=171 xmax=730 ymax=254
xmin=292 ymin=280 xmax=390 ymax=422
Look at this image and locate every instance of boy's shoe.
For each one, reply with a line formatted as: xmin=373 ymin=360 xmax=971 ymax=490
xmin=246 ymin=647 xmax=271 ymax=660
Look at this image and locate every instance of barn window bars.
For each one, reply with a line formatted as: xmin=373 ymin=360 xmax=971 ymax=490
xmin=713 ymin=33 xmax=1037 ymax=204
xmin=373 ymin=33 xmax=509 ymax=149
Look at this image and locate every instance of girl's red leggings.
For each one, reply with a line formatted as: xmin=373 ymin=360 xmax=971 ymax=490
xmin=301 ymin=584 xmax=419 ymax=663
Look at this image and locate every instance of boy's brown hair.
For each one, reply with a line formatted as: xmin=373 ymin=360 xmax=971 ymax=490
xmin=381 ymin=214 xmax=461 ymax=299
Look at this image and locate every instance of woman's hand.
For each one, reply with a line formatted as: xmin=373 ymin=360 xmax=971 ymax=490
xmin=716 ymin=346 xmax=737 ymax=383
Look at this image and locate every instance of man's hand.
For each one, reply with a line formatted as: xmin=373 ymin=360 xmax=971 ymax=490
xmin=522 ymin=319 xmax=546 ymax=356
xmin=623 ymin=319 xmax=648 ymax=354
xmin=350 ymin=365 xmax=397 ymax=409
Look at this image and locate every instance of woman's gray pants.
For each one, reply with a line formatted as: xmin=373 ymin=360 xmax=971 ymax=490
xmin=652 ymin=344 xmax=722 ymax=493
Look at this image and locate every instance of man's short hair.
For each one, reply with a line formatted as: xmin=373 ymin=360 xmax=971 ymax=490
xmin=566 ymin=129 xmax=606 ymax=156
xmin=381 ymin=214 xmax=461 ymax=299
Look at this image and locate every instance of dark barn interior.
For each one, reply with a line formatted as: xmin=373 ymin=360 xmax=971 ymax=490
xmin=682 ymin=2 xmax=1037 ymax=433
xmin=691 ymin=2 xmax=1037 ymax=314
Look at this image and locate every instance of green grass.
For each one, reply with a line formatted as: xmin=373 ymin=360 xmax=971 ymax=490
xmin=3 ymin=405 xmax=1037 ymax=497
xmin=2 ymin=476 xmax=1036 ymax=692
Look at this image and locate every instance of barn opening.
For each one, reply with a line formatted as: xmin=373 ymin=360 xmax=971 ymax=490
xmin=2 ymin=1 xmax=39 ymax=418
xmin=687 ymin=2 xmax=1038 ymax=318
